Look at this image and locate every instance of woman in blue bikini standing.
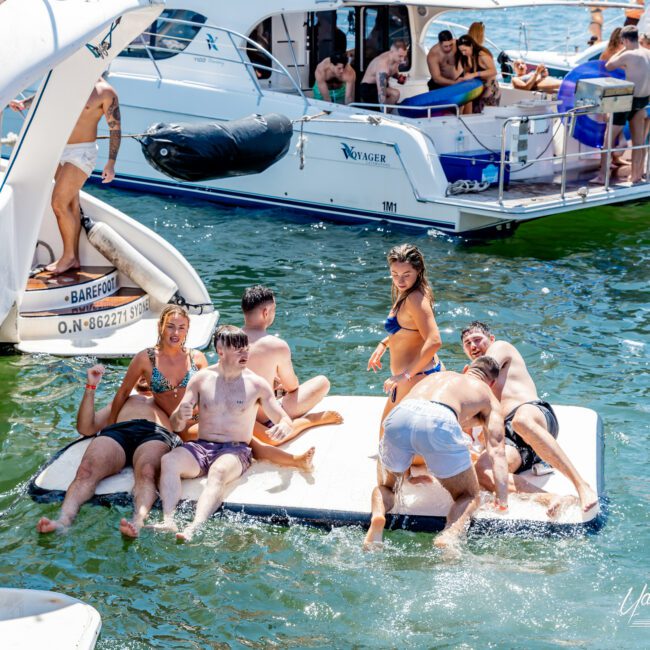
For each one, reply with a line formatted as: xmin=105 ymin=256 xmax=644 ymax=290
xmin=368 ymin=243 xmax=443 ymax=431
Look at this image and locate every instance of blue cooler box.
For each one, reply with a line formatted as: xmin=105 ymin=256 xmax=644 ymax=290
xmin=439 ymin=150 xmax=510 ymax=188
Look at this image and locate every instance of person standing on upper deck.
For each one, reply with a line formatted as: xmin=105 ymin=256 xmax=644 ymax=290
xmin=367 ymin=244 xmax=443 ymax=435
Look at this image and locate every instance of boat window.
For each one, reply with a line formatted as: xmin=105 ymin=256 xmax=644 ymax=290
xmin=248 ymin=18 xmax=273 ymax=80
xmin=362 ymin=5 xmax=411 ymax=70
xmin=313 ymin=10 xmax=349 ymax=64
xmin=120 ymin=9 xmax=207 ymax=60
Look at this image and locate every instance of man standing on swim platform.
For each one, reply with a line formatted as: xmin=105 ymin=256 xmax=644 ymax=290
xmin=461 ymin=321 xmax=598 ymax=513
xmin=364 ymin=356 xmax=509 ymax=554
xmin=10 ymin=76 xmax=121 ymax=274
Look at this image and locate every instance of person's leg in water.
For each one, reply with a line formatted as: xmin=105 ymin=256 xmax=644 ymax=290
xmin=149 ymin=446 xmax=201 ymax=533
xmin=48 ymin=163 xmax=88 ymax=274
xmin=37 ymin=436 xmax=125 ymax=533
xmin=119 ymin=440 xmax=169 ymax=538
xmin=176 ymin=453 xmax=243 ymax=542
xmin=364 ymin=462 xmax=400 ymax=550
xmin=435 ymin=466 xmax=481 ymax=557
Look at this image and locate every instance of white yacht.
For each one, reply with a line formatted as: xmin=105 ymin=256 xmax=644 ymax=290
xmin=0 ymin=0 xmax=219 ymax=357
xmin=3 ymin=0 xmax=646 ymax=237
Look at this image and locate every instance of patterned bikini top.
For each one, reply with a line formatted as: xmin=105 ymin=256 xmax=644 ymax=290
xmin=146 ymin=347 xmax=198 ymax=394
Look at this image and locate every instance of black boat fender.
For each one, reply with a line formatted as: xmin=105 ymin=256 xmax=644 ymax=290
xmin=139 ymin=113 xmax=293 ymax=182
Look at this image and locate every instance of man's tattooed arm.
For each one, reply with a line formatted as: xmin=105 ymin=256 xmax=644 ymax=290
xmin=105 ymin=95 xmax=122 ymax=161
xmin=377 ymin=72 xmax=388 ymax=105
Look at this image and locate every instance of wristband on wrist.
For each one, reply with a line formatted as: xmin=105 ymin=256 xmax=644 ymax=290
xmin=403 ymin=371 xmax=412 ymax=381
xmin=378 ymin=341 xmax=387 ymax=348
xmin=85 ymin=384 xmax=97 ymax=391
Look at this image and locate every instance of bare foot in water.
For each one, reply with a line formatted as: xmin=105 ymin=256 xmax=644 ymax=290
xmin=147 ymin=518 xmax=178 ymax=533
xmin=36 ymin=517 xmax=68 ymax=534
xmin=433 ymin=532 xmax=462 ymax=560
xmin=545 ymin=495 xmax=579 ymax=519
xmin=363 ymin=515 xmax=386 ymax=551
xmin=295 ymin=446 xmax=316 ymax=472
xmin=578 ymin=484 xmax=598 ymax=513
xmin=176 ymin=526 xmax=198 ymax=543
xmin=119 ymin=518 xmax=140 ymax=538
xmin=44 ymin=257 xmax=80 ymax=275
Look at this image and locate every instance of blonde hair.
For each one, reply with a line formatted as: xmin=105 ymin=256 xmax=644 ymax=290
xmin=387 ymin=243 xmax=434 ymax=314
xmin=468 ymin=22 xmax=485 ymax=47
xmin=156 ymin=304 xmax=190 ymax=348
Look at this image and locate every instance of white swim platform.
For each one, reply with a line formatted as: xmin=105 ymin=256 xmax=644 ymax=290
xmin=30 ymin=396 xmax=605 ymax=535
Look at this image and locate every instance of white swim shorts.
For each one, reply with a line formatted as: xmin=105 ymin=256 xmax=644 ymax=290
xmin=380 ymin=399 xmax=472 ymax=479
xmin=59 ymin=142 xmax=98 ymax=177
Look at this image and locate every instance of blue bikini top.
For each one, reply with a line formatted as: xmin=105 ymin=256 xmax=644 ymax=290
xmin=147 ymin=347 xmax=198 ymax=394
xmin=384 ymin=314 xmax=417 ymax=335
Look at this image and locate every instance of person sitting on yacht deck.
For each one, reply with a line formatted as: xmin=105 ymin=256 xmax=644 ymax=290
xmin=313 ymin=52 xmax=356 ymax=104
xmin=241 ymin=285 xmax=342 ymax=446
xmin=460 ymin=321 xmax=598 ymax=513
xmin=511 ymin=60 xmax=562 ymax=94
xmin=426 ymin=30 xmax=461 ymax=91
xmin=456 ymin=34 xmax=500 ymax=114
xmin=363 ymin=356 xmax=509 ymax=554
xmin=593 ymin=26 xmax=650 ymax=185
xmin=359 ymin=40 xmax=408 ymax=110
xmin=152 ymin=326 xmax=295 ymax=542
xmin=36 ymin=364 xmax=181 ymax=537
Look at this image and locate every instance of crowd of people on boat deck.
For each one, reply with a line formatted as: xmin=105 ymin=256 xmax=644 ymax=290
xmin=36 ymin=244 xmax=599 ymax=554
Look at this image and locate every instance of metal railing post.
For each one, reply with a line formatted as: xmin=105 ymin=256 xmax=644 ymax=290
xmin=604 ymin=112 xmax=614 ymax=191
xmin=280 ymin=14 xmax=302 ymax=90
xmin=498 ymin=118 xmax=509 ymax=204
xmin=560 ymin=113 xmax=571 ymax=199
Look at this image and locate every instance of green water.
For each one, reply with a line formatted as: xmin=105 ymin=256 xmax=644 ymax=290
xmin=1 ymin=185 xmax=648 ymax=648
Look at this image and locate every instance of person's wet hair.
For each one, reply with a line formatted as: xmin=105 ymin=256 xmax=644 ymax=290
xmin=438 ymin=30 xmax=453 ymax=43
xmin=460 ymin=320 xmax=492 ymax=341
xmin=330 ymin=52 xmax=348 ymax=66
xmin=387 ymin=243 xmax=433 ymax=313
xmin=241 ymin=285 xmax=275 ymax=313
xmin=470 ymin=355 xmax=500 ymax=381
xmin=214 ymin=324 xmax=248 ymax=351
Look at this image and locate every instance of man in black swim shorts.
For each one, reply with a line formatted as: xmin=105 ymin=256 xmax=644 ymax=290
xmin=36 ymin=365 xmax=179 ymax=537
xmin=461 ymin=321 xmax=598 ymax=513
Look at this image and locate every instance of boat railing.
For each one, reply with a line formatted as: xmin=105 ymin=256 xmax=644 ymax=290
xmin=348 ymin=102 xmax=460 ymax=117
xmin=115 ymin=17 xmax=307 ymax=102
xmin=495 ymin=106 xmax=650 ymax=204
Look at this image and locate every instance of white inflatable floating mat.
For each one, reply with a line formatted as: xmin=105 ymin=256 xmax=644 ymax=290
xmin=0 ymin=588 xmax=101 ymax=650
xmin=30 ymin=396 xmax=605 ymax=535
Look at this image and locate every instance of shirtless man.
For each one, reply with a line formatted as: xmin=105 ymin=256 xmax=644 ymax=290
xmin=313 ymin=52 xmax=356 ymax=104
xmin=364 ymin=356 xmax=508 ymax=554
xmin=426 ymin=30 xmax=460 ymax=91
xmin=511 ymin=60 xmax=562 ymax=94
xmin=11 ymin=77 xmax=121 ymax=274
xmin=461 ymin=321 xmax=598 ymax=513
xmin=152 ymin=325 xmax=295 ymax=542
xmin=359 ymin=40 xmax=408 ymax=108
xmin=241 ymin=285 xmax=342 ymax=446
xmin=36 ymin=364 xmax=179 ymax=538
xmin=594 ymin=26 xmax=650 ymax=184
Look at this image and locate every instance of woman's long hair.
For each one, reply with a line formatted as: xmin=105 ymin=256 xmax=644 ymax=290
xmin=156 ymin=304 xmax=190 ymax=348
xmin=455 ymin=34 xmax=491 ymax=72
xmin=387 ymin=244 xmax=433 ymax=314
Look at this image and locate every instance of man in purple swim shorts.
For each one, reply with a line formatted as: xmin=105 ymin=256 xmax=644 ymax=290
xmin=152 ymin=325 xmax=293 ymax=542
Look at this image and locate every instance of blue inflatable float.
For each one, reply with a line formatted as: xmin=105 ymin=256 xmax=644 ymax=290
xmin=558 ymin=61 xmax=625 ymax=148
xmin=397 ymin=79 xmax=484 ymax=119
